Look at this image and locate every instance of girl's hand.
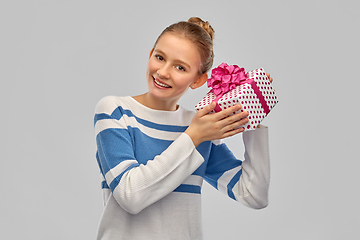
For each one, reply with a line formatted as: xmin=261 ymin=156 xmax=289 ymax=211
xmin=186 ymin=73 xmax=273 ymax=144
xmin=185 ymin=102 xmax=249 ymax=147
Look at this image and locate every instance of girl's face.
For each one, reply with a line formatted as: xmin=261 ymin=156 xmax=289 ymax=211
xmin=145 ymin=33 xmax=205 ymax=108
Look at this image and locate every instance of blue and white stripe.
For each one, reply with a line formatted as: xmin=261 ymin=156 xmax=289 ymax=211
xmin=94 ymin=96 xmax=244 ymax=199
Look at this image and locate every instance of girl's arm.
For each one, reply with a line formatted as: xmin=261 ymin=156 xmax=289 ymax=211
xmin=191 ymin=73 xmax=273 ymax=208
xmin=204 ymin=126 xmax=270 ymax=209
xmin=237 ymin=125 xmax=270 ymax=208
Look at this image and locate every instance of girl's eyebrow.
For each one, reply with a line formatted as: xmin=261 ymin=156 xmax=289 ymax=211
xmin=154 ymin=49 xmax=191 ymax=70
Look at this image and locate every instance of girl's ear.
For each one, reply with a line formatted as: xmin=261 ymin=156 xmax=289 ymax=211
xmin=149 ymin=48 xmax=154 ymax=59
xmin=190 ymin=73 xmax=208 ymax=89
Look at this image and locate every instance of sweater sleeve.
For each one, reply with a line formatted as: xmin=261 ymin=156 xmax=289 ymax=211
xmin=204 ymin=125 xmax=270 ymax=209
xmin=94 ymin=97 xmax=204 ymax=214
xmin=236 ymin=125 xmax=270 ymax=208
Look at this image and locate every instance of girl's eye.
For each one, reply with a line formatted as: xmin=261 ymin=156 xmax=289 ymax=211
xmin=155 ymin=55 xmax=164 ymax=61
xmin=176 ymin=65 xmax=186 ymax=71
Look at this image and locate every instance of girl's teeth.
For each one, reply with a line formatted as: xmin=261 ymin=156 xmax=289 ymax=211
xmin=154 ymin=79 xmax=171 ymax=88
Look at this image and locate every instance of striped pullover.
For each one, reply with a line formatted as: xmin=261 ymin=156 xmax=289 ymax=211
xmin=94 ymin=96 xmax=270 ymax=240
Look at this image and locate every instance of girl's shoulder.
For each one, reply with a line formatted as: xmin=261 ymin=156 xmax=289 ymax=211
xmin=94 ymin=95 xmax=131 ymax=115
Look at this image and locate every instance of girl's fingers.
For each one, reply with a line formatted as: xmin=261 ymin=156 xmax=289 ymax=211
xmin=197 ymin=101 xmax=216 ymax=116
xmin=197 ymin=101 xmax=248 ymax=132
xmin=222 ymin=126 xmax=245 ymax=139
xmin=227 ymin=117 xmax=248 ymax=131
xmin=197 ymin=102 xmax=243 ymax=120
xmin=214 ymin=104 xmax=242 ymax=120
xmin=218 ymin=108 xmax=248 ymax=125
xmin=220 ymin=112 xmax=248 ymax=132
xmin=266 ymin=73 xmax=273 ymax=83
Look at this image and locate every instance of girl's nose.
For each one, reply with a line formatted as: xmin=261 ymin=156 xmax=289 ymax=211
xmin=157 ymin=66 xmax=170 ymax=79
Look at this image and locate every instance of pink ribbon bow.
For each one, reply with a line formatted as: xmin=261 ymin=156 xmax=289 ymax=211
xmin=207 ymin=63 xmax=252 ymax=112
xmin=207 ymin=63 xmax=249 ymax=98
xmin=207 ymin=63 xmax=271 ymax=114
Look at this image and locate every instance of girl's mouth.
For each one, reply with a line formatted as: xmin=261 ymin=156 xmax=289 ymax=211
xmin=153 ymin=77 xmax=171 ymax=88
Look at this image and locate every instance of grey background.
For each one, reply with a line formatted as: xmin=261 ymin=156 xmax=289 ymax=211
xmin=2 ymin=0 xmax=359 ymax=239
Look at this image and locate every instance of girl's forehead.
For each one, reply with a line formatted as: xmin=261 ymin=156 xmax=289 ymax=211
xmin=156 ymin=33 xmax=194 ymax=48
xmin=154 ymin=33 xmax=201 ymax=63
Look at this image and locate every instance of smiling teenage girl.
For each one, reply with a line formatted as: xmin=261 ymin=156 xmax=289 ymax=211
xmin=94 ymin=17 xmax=272 ymax=240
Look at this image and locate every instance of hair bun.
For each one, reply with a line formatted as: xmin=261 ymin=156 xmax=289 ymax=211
xmin=187 ymin=17 xmax=215 ymax=41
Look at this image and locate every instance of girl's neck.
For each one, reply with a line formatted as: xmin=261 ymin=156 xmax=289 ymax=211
xmin=133 ymin=93 xmax=179 ymax=111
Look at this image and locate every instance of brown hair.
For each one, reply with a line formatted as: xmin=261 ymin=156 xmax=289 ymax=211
xmin=154 ymin=17 xmax=215 ymax=75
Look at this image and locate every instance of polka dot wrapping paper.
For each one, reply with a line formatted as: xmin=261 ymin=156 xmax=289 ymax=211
xmin=195 ymin=68 xmax=278 ymax=131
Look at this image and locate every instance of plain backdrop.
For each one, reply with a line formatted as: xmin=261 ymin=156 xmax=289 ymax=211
xmin=2 ymin=0 xmax=359 ymax=239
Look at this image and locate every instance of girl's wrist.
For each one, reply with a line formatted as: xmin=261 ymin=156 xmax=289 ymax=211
xmin=184 ymin=128 xmax=201 ymax=148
